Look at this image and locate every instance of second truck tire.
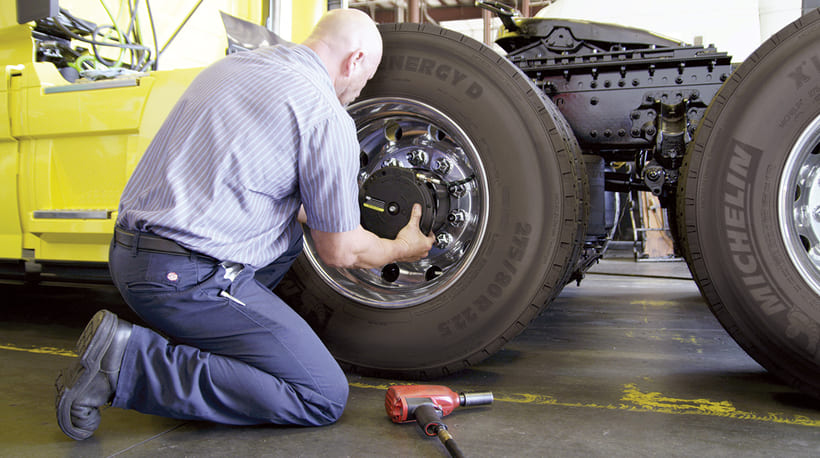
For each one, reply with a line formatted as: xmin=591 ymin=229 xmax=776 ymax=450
xmin=679 ymin=10 xmax=820 ymax=397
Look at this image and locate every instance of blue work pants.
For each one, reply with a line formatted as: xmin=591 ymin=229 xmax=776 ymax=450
xmin=107 ymin=233 xmax=348 ymax=426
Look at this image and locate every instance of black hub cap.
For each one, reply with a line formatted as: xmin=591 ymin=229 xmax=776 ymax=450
xmin=360 ymin=166 xmax=449 ymax=239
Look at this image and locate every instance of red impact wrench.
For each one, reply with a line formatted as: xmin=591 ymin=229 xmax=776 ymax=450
xmin=385 ymin=385 xmax=493 ymax=457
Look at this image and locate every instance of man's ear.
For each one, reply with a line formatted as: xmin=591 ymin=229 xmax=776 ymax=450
xmin=342 ymin=49 xmax=366 ymax=77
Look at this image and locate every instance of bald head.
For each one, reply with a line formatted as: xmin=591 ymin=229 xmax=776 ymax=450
xmin=302 ymin=9 xmax=383 ymax=105
xmin=304 ymin=9 xmax=382 ymax=60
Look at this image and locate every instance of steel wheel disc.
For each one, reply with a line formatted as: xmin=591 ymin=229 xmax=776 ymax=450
xmin=302 ymin=98 xmax=489 ymax=308
xmin=779 ymin=114 xmax=820 ymax=295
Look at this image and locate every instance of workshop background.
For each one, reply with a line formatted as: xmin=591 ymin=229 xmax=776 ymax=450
xmin=56 ymin=0 xmax=812 ymax=68
xmin=3 ymin=0 xmax=820 ymax=457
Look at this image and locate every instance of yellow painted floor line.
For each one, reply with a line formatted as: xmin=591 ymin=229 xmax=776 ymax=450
xmin=0 ymin=343 xmax=76 ymax=358
xmin=0 ymin=344 xmax=77 ymax=356
xmin=6 ymin=345 xmax=817 ymax=429
xmin=350 ymin=382 xmax=820 ymax=428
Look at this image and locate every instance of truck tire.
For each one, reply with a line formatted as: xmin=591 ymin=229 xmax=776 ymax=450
xmin=678 ymin=10 xmax=820 ymax=397
xmin=276 ymin=23 xmax=586 ymax=377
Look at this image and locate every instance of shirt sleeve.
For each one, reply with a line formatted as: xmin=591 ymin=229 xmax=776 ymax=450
xmin=298 ymin=111 xmax=361 ymax=233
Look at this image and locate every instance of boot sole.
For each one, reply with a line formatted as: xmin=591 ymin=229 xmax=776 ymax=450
xmin=56 ymin=310 xmax=118 ymax=440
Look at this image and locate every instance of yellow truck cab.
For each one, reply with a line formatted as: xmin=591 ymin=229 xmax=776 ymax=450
xmin=0 ymin=0 xmax=321 ymax=282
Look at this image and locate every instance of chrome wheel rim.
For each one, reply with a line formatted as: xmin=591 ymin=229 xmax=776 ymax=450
xmin=303 ymin=98 xmax=489 ymax=308
xmin=779 ymin=114 xmax=820 ymax=296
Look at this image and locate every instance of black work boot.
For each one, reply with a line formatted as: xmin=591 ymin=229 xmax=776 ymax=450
xmin=56 ymin=309 xmax=132 ymax=440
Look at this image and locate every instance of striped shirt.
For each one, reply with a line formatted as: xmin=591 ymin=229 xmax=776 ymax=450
xmin=117 ymin=44 xmax=361 ymax=268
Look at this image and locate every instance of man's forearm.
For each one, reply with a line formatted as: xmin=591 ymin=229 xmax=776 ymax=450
xmin=311 ymin=225 xmax=407 ymax=269
xmin=308 ymin=203 xmax=433 ymax=268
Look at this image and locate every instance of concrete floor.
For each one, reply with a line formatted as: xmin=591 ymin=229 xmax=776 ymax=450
xmin=2 ymin=254 xmax=820 ymax=457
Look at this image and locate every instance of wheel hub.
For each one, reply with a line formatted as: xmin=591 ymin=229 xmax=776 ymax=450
xmin=301 ymin=97 xmax=489 ymax=308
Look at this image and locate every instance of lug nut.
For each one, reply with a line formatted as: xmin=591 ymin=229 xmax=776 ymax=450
xmin=407 ymin=149 xmax=428 ymax=166
xmin=434 ymin=158 xmax=452 ymax=175
xmin=449 ymin=184 xmax=466 ymax=198
xmin=435 ymin=232 xmax=453 ymax=249
xmin=448 ymin=210 xmax=467 ymax=227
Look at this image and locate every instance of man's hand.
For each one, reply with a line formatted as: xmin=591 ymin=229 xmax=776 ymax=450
xmin=309 ymin=203 xmax=435 ymax=269
xmin=395 ymin=203 xmax=435 ymax=262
